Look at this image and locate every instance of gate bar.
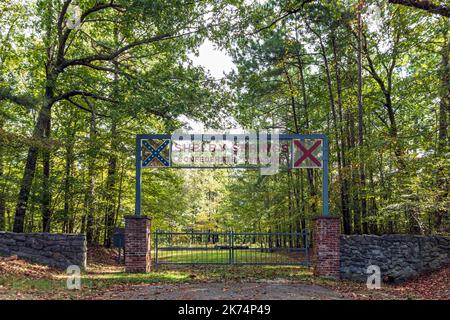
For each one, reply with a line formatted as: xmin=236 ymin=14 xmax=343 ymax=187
xmin=135 ymin=136 xmax=142 ymax=216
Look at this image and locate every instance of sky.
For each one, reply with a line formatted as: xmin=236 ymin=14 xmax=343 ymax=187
xmin=189 ymin=39 xmax=236 ymax=80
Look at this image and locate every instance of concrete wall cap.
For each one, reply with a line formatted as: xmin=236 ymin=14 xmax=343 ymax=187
xmin=124 ymin=215 xmax=152 ymax=220
xmin=312 ymin=216 xmax=340 ymax=220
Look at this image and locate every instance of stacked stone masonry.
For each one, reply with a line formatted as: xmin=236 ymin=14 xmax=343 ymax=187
xmin=0 ymin=232 xmax=87 ymax=269
xmin=340 ymin=234 xmax=450 ymax=283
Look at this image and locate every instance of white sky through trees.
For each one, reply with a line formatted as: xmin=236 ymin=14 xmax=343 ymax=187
xmin=189 ymin=39 xmax=236 ymax=80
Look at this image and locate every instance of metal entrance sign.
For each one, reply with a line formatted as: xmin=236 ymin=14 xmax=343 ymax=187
xmin=135 ymin=133 xmax=329 ymax=216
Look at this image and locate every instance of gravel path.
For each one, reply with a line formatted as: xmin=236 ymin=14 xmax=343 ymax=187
xmin=99 ymin=281 xmax=348 ymax=300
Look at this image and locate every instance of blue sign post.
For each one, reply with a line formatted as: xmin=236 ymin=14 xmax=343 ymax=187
xmin=135 ymin=133 xmax=329 ymax=217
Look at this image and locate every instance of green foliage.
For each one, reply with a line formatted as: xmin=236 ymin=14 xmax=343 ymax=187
xmin=0 ymin=0 xmax=448 ymax=238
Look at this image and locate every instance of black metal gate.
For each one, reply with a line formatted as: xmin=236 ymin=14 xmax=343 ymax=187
xmin=154 ymin=230 xmax=309 ymax=266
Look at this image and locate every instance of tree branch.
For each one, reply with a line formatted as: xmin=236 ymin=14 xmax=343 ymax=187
xmin=61 ymin=92 xmax=166 ymax=118
xmin=254 ymin=0 xmax=314 ymax=34
xmin=56 ymin=1 xmax=124 ymax=66
xmin=362 ymin=32 xmax=388 ymax=95
xmin=58 ymin=24 xmax=210 ymax=73
xmin=51 ymin=90 xmax=117 ymax=105
xmin=57 ymin=33 xmax=173 ymax=72
xmin=65 ymin=97 xmax=109 ymax=117
xmin=57 ymin=0 xmax=72 ymax=39
xmin=388 ymin=0 xmax=450 ymax=17
xmin=0 ymin=87 xmax=39 ymax=108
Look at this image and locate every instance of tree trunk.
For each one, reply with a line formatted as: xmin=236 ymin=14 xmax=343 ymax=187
xmin=114 ymin=159 xmax=126 ymax=227
xmin=14 ymin=0 xmax=56 ymax=232
xmin=104 ymin=55 xmax=120 ymax=247
xmin=388 ymin=0 xmax=450 ymax=17
xmin=41 ymin=99 xmax=52 ymax=232
xmin=384 ymin=93 xmax=405 ymax=168
xmin=63 ymin=125 xmax=75 ymax=233
xmin=104 ymin=120 xmax=118 ymax=247
xmin=435 ymin=27 xmax=450 ymax=230
xmin=438 ymin=28 xmax=449 ymax=155
xmin=357 ymin=0 xmax=368 ymax=234
xmin=0 ymin=121 xmax=5 ymax=231
xmin=368 ymin=165 xmax=378 ymax=234
xmin=13 ymin=101 xmax=52 ymax=232
xmin=331 ymin=33 xmax=352 ymax=234
xmin=81 ymin=169 xmax=87 ymax=234
xmin=295 ymin=55 xmax=317 ymax=216
xmin=285 ymin=60 xmax=309 ymax=229
xmin=348 ymin=110 xmax=361 ymax=233
xmin=86 ymin=100 xmax=97 ymax=244
xmin=363 ymin=31 xmax=405 ymax=170
xmin=319 ymin=31 xmax=351 ymax=232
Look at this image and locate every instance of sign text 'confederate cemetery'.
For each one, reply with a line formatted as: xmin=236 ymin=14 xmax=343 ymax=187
xmin=135 ymin=132 xmax=329 ymax=215
xmin=140 ymin=132 xmax=324 ymax=173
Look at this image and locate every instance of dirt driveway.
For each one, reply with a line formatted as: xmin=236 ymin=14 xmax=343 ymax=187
xmin=98 ymin=281 xmax=348 ymax=300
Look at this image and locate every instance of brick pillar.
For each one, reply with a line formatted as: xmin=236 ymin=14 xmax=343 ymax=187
xmin=124 ymin=215 xmax=151 ymax=273
xmin=312 ymin=216 xmax=340 ymax=279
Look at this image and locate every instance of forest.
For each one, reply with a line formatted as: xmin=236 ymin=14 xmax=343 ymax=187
xmin=0 ymin=0 xmax=449 ymax=246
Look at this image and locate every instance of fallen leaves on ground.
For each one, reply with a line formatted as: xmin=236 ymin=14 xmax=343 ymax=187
xmin=0 ymin=251 xmax=448 ymax=300
xmin=0 ymin=255 xmax=61 ymax=279
xmin=86 ymin=245 xmax=124 ymax=273
xmin=393 ymin=265 xmax=450 ymax=300
xmin=326 ymin=264 xmax=450 ymax=300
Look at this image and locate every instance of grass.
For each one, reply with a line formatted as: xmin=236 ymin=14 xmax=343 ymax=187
xmin=82 ymin=270 xmax=193 ymax=287
xmin=0 ymin=274 xmax=83 ymax=299
xmin=4 ymin=259 xmax=444 ymax=300
xmin=0 ymin=247 xmax=337 ymax=299
xmin=156 ymin=249 xmax=307 ymax=265
xmin=0 ymin=275 xmax=65 ymax=291
xmin=87 ymin=265 xmax=312 ymax=284
xmin=0 ymin=260 xmax=314 ymax=299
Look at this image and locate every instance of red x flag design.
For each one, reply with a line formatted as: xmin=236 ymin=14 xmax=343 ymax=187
xmin=292 ymin=139 xmax=323 ymax=168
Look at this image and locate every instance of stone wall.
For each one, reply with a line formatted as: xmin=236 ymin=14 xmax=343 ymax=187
xmin=340 ymin=234 xmax=450 ymax=283
xmin=0 ymin=232 xmax=87 ymax=269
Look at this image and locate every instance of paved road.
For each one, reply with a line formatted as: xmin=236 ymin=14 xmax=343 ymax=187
xmin=99 ymin=281 xmax=348 ymax=300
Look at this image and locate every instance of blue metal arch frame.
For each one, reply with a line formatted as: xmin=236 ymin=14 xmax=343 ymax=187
xmin=135 ymin=134 xmax=329 ymax=217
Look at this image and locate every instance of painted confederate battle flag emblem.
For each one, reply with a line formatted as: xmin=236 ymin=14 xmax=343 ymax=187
xmin=141 ymin=139 xmax=171 ymax=168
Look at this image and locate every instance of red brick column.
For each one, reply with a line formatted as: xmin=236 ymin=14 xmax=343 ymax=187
xmin=312 ymin=216 xmax=340 ymax=279
xmin=124 ymin=215 xmax=151 ymax=273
